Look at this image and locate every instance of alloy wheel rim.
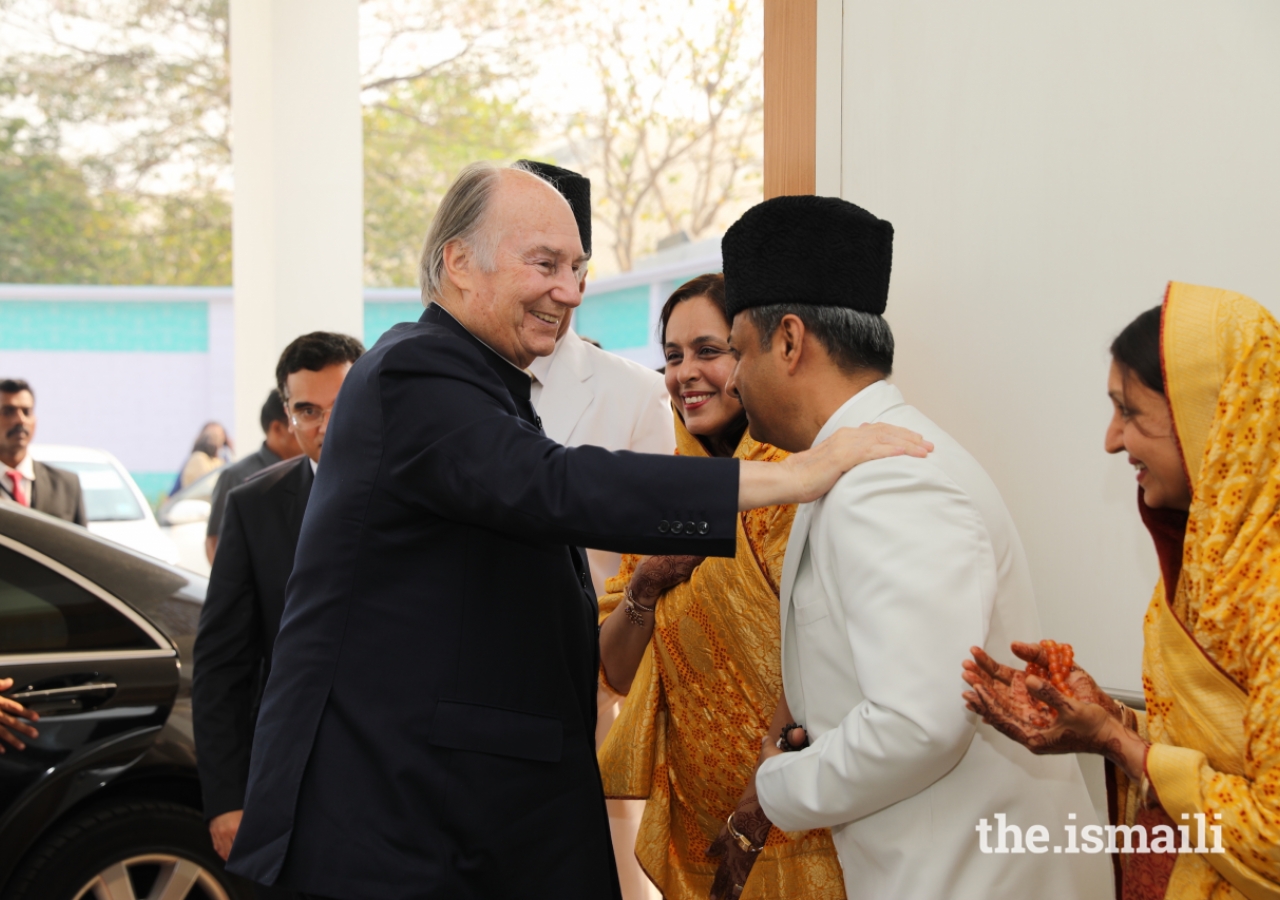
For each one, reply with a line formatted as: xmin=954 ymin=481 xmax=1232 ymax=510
xmin=72 ymin=853 xmax=230 ymax=900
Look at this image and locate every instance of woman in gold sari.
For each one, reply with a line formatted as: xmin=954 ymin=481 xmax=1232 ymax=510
xmin=597 ymin=274 xmax=847 ymax=900
xmin=963 ymin=282 xmax=1280 ymax=899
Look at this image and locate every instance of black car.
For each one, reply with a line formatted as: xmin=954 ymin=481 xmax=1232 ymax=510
xmin=0 ymin=503 xmax=251 ymax=900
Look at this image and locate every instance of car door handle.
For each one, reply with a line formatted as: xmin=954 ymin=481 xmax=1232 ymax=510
xmin=11 ymin=682 xmax=118 ymax=702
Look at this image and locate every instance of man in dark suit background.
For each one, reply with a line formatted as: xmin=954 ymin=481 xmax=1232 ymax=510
xmin=204 ymin=388 xmax=302 ymax=564
xmin=227 ymin=163 xmax=928 ymax=900
xmin=192 ymin=333 xmax=363 ymax=896
xmin=0 ymin=378 xmax=86 ymax=525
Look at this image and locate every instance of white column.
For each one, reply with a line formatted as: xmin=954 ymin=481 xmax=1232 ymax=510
xmin=230 ymin=0 xmax=363 ymax=450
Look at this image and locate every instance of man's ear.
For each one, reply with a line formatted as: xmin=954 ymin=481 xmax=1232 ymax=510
xmin=442 ymin=240 xmax=474 ymax=293
xmin=779 ymin=314 xmax=807 ymax=376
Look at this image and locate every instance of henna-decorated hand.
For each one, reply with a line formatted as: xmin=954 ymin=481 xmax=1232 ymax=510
xmin=963 ymin=644 xmax=1126 ymax=724
xmin=1008 ymin=642 xmax=1125 ymax=721
xmin=707 ymin=795 xmax=772 ymax=900
xmin=0 ymin=678 xmax=40 ymax=752
xmin=629 ymin=554 xmax=705 ymax=604
xmin=962 ymin=646 xmax=1149 ymax=778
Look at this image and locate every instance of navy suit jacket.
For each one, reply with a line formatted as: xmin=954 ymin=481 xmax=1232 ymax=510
xmin=192 ymin=455 xmax=313 ymax=819
xmin=228 ymin=305 xmax=738 ymax=899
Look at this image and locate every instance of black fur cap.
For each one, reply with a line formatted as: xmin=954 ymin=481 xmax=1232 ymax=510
xmin=516 ymin=160 xmax=592 ymax=256
xmin=722 ymin=195 xmax=893 ymax=319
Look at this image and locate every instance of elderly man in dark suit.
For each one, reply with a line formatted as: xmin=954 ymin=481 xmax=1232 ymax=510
xmin=192 ymin=332 xmax=363 ymax=896
xmin=227 ymin=163 xmax=929 ymax=900
xmin=0 ymin=379 xmax=86 ymax=525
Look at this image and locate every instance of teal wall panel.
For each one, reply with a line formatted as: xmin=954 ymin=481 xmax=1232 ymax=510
xmin=130 ymin=471 xmax=179 ymax=509
xmin=0 ymin=301 xmax=208 ymax=352
xmin=576 ymin=285 xmax=651 ymax=350
xmin=364 ymin=302 xmax=422 ymax=346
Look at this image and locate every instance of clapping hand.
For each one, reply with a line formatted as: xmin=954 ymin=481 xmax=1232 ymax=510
xmin=961 ymin=643 xmax=1146 ymax=778
xmin=0 ymin=678 xmax=40 ymax=752
xmin=966 ymin=643 xmax=1125 ymax=724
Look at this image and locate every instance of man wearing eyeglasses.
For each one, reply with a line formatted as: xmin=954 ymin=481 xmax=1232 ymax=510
xmin=192 ymin=332 xmax=364 ymax=896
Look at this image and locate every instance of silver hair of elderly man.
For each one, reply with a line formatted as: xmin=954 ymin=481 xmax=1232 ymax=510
xmin=418 ymin=161 xmax=581 ymax=307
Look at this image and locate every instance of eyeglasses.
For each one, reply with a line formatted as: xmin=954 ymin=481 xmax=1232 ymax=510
xmin=289 ymin=405 xmax=333 ymax=427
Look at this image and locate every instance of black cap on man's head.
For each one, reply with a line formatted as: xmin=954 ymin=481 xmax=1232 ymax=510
xmin=516 ymin=160 xmax=592 ymax=256
xmin=722 ymin=195 xmax=893 ymax=320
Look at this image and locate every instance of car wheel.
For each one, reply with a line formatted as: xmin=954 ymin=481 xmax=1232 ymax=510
xmin=5 ymin=800 xmax=253 ymax=900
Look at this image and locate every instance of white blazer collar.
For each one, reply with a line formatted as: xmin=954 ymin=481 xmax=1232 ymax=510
xmin=530 ymin=328 xmax=595 ymax=443
xmin=777 ymin=379 xmax=904 ymax=632
xmin=811 ymin=379 xmax=902 ymax=446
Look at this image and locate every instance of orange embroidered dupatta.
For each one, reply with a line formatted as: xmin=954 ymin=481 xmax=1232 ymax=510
xmin=597 ymin=414 xmax=845 ymax=900
xmin=1116 ymin=283 xmax=1280 ymax=900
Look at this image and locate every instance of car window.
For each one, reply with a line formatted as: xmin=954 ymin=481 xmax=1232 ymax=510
xmin=44 ymin=461 xmax=145 ymax=522
xmin=0 ymin=545 xmax=155 ymax=653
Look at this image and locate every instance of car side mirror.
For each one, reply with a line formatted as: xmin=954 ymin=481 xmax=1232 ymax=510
xmin=160 ymin=498 xmax=211 ymax=527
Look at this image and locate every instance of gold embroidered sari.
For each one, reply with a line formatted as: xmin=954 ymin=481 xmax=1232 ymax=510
xmin=1113 ymin=282 xmax=1280 ymax=900
xmin=597 ymin=414 xmax=845 ymax=900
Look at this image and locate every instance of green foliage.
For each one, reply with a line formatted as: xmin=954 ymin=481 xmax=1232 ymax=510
xmin=363 ymin=73 xmax=537 ymax=286
xmin=0 ymin=0 xmax=537 ymax=287
xmin=0 ymin=0 xmax=232 ymax=284
xmin=0 ymin=0 xmax=762 ymax=285
xmin=0 ymin=117 xmax=231 ymax=284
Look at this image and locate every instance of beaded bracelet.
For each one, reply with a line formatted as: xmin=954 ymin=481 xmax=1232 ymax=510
xmin=776 ymin=723 xmax=809 ymax=751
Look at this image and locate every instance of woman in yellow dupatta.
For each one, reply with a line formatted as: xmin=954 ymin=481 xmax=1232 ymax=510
xmin=597 ymin=274 xmax=846 ymax=900
xmin=964 ymin=282 xmax=1280 ymax=900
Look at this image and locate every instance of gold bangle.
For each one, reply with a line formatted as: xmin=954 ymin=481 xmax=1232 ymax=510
xmin=726 ymin=811 xmax=765 ymax=854
xmin=624 ymin=586 xmax=656 ymax=626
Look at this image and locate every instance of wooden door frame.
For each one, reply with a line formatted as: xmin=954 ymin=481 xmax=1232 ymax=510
xmin=763 ymin=0 xmax=818 ymax=198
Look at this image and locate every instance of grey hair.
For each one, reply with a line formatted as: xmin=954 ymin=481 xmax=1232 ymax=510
xmin=748 ymin=304 xmax=894 ymax=375
xmin=418 ymin=162 xmax=505 ymax=306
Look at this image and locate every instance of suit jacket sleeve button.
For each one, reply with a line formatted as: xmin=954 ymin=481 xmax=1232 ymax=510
xmin=671 ymin=521 xmax=684 ymax=534
xmin=658 ymin=520 xmax=670 ymax=533
xmin=697 ymin=521 xmax=709 ymax=535
xmin=685 ymin=521 xmax=696 ymax=535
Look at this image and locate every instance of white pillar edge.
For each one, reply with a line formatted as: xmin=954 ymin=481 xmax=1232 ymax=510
xmin=229 ymin=0 xmax=363 ymax=451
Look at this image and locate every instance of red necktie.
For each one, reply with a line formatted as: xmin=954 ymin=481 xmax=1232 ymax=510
xmin=7 ymin=471 xmax=28 ymax=507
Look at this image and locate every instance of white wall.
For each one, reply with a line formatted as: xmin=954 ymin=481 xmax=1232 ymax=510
xmin=823 ymin=1 xmax=1280 ymax=692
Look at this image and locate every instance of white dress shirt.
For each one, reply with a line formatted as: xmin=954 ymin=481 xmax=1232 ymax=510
xmin=1 ymin=453 xmax=36 ymax=503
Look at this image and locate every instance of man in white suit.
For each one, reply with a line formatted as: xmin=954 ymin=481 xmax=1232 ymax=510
xmin=717 ymin=196 xmax=1112 ymax=899
xmin=519 ymin=160 xmax=672 ymax=900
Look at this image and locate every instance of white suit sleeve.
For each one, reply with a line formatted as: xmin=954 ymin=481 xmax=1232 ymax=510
xmin=756 ymin=458 xmax=995 ymax=831
xmin=628 ymin=373 xmax=676 ymax=456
